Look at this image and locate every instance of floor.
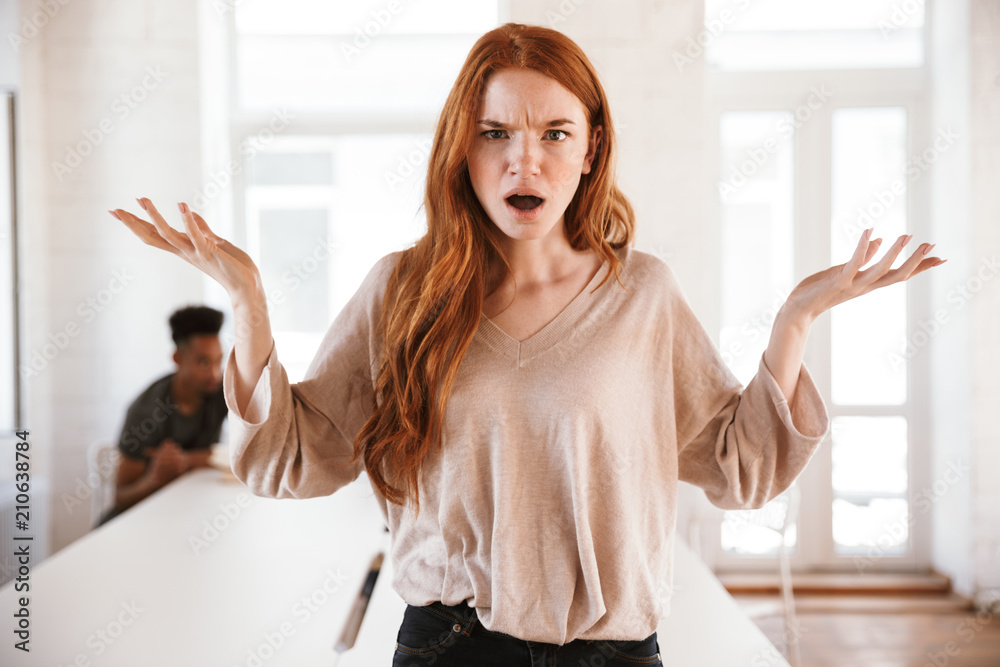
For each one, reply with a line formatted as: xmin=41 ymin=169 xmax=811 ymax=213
xmin=731 ymin=593 xmax=1000 ymax=667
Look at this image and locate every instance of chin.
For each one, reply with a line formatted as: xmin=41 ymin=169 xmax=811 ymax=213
xmin=494 ymin=218 xmax=560 ymax=240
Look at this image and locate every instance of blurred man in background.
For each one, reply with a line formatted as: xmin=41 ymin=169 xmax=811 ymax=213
xmin=98 ymin=305 xmax=228 ymax=526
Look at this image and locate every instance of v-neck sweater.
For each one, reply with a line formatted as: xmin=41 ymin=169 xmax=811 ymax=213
xmin=222 ymin=244 xmax=831 ymax=645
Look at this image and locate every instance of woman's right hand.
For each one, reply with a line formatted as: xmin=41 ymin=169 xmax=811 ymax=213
xmin=109 ymin=198 xmax=262 ymax=300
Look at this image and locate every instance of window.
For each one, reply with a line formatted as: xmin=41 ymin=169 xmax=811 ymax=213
xmin=708 ymin=2 xmax=929 ymax=571
xmin=226 ymin=0 xmax=501 ymax=381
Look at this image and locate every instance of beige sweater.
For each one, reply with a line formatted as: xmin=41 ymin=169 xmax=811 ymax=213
xmin=222 ymin=244 xmax=831 ymax=645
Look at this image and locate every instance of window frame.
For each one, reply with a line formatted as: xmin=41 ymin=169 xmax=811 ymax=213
xmin=707 ymin=67 xmax=933 ymax=573
xmin=217 ymin=2 xmax=508 ymax=382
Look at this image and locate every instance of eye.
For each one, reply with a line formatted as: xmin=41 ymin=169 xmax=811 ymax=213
xmin=482 ymin=129 xmax=506 ymax=140
xmin=545 ymin=129 xmax=569 ymax=141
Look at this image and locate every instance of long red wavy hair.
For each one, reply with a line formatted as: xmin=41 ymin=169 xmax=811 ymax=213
xmin=352 ymin=22 xmax=635 ymax=515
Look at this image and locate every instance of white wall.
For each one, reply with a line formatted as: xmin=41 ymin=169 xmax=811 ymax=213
xmin=967 ymin=0 xmax=1000 ymax=608
xmin=925 ymin=0 xmax=1000 ymax=608
xmin=17 ymin=0 xmax=207 ymax=553
xmin=0 ymin=2 xmax=20 ymax=87
xmin=928 ymin=0 xmax=974 ymax=600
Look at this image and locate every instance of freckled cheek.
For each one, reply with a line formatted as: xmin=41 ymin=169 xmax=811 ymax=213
xmin=472 ymin=153 xmax=507 ymax=181
xmin=551 ymin=166 xmax=582 ymax=193
xmin=469 ymin=155 xmax=501 ymax=190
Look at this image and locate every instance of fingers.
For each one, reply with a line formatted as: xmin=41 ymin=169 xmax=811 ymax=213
xmin=857 ymin=232 xmax=910 ymax=287
xmin=906 ymin=255 xmax=947 ymax=279
xmin=110 ymin=208 xmax=180 ymax=255
xmin=862 ymin=233 xmax=946 ymax=289
xmin=845 ymin=227 xmax=875 ymax=275
xmin=863 ymin=238 xmax=883 ymax=265
xmin=894 ymin=240 xmax=933 ymax=275
xmin=192 ymin=212 xmax=222 ymax=243
xmin=136 ymin=198 xmax=195 ymax=254
xmin=177 ymin=202 xmax=214 ymax=255
xmin=883 ymin=242 xmax=945 ymax=282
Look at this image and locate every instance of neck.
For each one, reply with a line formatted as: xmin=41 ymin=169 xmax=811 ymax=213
xmin=171 ymin=374 xmax=201 ymax=406
xmin=488 ymin=220 xmax=595 ymax=292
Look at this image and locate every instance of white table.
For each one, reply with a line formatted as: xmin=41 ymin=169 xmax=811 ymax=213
xmin=0 ymin=468 xmax=787 ymax=666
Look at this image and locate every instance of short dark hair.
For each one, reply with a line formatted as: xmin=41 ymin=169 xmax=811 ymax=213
xmin=168 ymin=305 xmax=224 ymax=350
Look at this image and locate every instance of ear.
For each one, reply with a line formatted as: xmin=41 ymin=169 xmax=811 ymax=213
xmin=582 ymin=125 xmax=602 ymax=175
xmin=172 ymin=349 xmax=181 ymax=366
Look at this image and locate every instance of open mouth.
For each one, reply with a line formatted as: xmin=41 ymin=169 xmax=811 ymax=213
xmin=506 ymin=194 xmax=544 ymax=211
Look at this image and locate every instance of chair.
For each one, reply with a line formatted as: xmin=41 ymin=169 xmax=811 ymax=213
xmin=740 ymin=481 xmax=803 ymax=667
xmin=86 ymin=440 xmax=121 ymax=529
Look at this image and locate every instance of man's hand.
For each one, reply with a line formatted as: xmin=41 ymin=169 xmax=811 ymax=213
xmin=143 ymin=438 xmax=188 ymax=485
xmin=183 ymin=448 xmax=215 ymax=471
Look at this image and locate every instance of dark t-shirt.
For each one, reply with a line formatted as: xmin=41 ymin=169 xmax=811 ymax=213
xmin=117 ymin=373 xmax=228 ymax=464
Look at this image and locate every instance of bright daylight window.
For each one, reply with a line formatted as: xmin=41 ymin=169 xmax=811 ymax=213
xmin=231 ymin=0 xmax=499 ymax=381
xmin=712 ymin=1 xmax=926 ymax=564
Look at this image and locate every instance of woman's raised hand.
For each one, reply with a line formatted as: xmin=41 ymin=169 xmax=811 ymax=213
xmin=785 ymin=228 xmax=947 ymax=322
xmin=111 ymin=198 xmax=275 ymax=417
xmin=109 ymin=198 xmax=262 ymax=300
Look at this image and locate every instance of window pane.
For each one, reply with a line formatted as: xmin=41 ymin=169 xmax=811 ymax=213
xmin=831 ymin=107 xmax=908 ymax=405
xmin=831 ymin=416 xmax=908 ymax=496
xmin=259 ymin=209 xmax=330 ymax=332
xmin=833 ymin=497 xmax=909 ymax=555
xmin=718 ymin=111 xmax=795 ymax=386
xmin=244 ymin=135 xmax=428 ymax=382
xmin=248 ymin=153 xmax=333 ymax=186
xmin=831 ymin=416 xmax=909 ymax=555
xmin=718 ymin=111 xmax=797 ymax=558
xmin=705 ymin=0 xmax=924 ymax=71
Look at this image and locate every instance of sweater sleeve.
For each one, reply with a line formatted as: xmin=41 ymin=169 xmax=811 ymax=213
xmin=221 ymin=252 xmax=398 ymax=499
xmin=666 ymin=264 xmax=831 ymax=511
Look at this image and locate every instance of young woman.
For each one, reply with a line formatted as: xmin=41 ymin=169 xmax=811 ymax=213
xmin=110 ymin=22 xmax=945 ymax=667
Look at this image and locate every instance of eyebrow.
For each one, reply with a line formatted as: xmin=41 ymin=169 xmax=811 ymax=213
xmin=476 ymin=118 xmax=577 ymax=128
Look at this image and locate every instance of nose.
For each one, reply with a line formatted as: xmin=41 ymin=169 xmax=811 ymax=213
xmin=508 ymin=134 xmax=541 ymax=179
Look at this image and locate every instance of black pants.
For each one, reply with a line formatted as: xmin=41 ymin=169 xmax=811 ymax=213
xmin=393 ymin=599 xmax=663 ymax=666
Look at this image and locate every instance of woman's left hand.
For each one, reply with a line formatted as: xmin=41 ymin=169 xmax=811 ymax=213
xmin=784 ymin=228 xmax=947 ymax=323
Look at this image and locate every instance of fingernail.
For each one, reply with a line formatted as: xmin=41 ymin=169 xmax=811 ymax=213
xmin=177 ymin=202 xmax=188 ymax=214
xmin=108 ymin=210 xmax=120 ymax=220
xmin=864 ymin=227 xmax=872 ymax=240
xmin=136 ymin=197 xmax=146 ymax=211
xmin=923 ymin=243 xmax=936 ymax=255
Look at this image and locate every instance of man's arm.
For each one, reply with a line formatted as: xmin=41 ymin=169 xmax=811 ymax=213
xmin=185 ymin=448 xmax=214 ymax=470
xmin=113 ymin=456 xmax=161 ymax=512
xmin=114 ymin=437 xmax=194 ymax=512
